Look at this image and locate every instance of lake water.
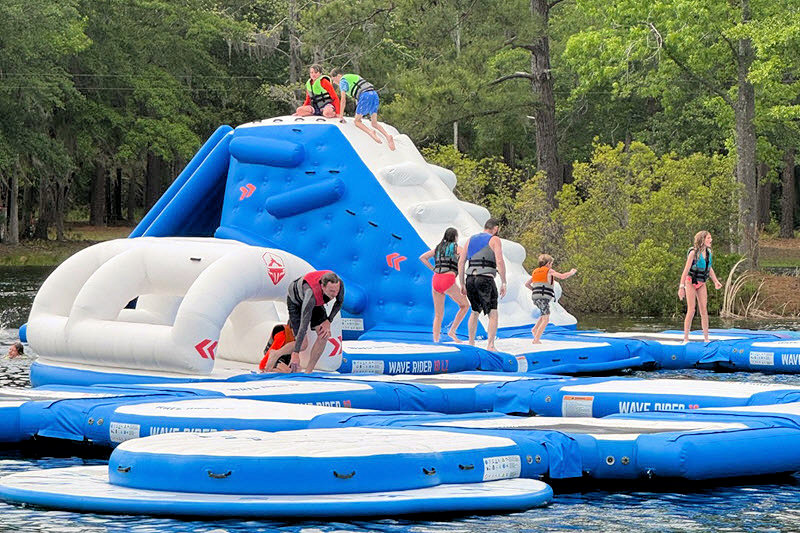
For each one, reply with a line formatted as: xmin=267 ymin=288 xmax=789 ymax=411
xmin=2 ymin=266 xmax=800 ymax=532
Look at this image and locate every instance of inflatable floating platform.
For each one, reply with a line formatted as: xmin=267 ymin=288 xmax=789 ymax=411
xmin=9 ymin=115 xmax=800 ymax=520
xmin=5 ymin=373 xmax=800 ymax=447
xmin=0 ymin=429 xmax=553 ymax=518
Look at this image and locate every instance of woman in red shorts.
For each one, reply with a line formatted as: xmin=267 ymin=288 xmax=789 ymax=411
xmin=419 ymin=228 xmax=470 ymax=343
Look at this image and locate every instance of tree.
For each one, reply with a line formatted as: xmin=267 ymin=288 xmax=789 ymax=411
xmin=564 ymin=0 xmax=800 ymax=264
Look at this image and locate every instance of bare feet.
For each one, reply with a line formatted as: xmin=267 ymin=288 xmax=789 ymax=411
xmin=369 ymin=131 xmax=382 ymax=144
xmin=531 ymin=340 xmax=542 ymax=344
xmin=386 ymin=135 xmax=396 ymax=150
xmin=487 ymin=344 xmax=497 ymax=352
xmin=448 ymin=331 xmax=462 ymax=344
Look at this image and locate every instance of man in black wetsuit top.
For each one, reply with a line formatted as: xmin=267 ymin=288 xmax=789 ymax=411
xmin=285 ymin=270 xmax=345 ymax=373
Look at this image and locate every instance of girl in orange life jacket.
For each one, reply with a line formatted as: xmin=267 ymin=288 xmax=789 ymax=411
xmin=678 ymin=230 xmax=723 ymax=343
xmin=525 ymin=254 xmax=576 ymax=344
xmin=258 ymin=324 xmax=296 ymax=372
xmin=419 ymin=227 xmax=470 ymax=343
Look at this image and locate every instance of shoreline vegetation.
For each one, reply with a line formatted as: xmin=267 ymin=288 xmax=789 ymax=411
xmin=0 ymin=225 xmax=132 ymax=267
xmin=2 ymin=224 xmax=800 ymax=318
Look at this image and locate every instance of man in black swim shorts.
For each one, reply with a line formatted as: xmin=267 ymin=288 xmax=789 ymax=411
xmin=458 ymin=218 xmax=507 ymax=352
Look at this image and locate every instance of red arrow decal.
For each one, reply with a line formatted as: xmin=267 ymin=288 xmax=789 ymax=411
xmin=239 ymin=183 xmax=256 ymax=200
xmin=328 ymin=336 xmax=343 ymax=356
xmin=194 ymin=339 xmax=218 ymax=360
xmin=385 ymin=253 xmax=406 ymax=271
xmin=195 ymin=339 xmax=211 ymax=359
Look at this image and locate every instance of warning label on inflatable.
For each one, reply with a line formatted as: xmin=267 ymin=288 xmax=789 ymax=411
xmin=482 ymin=455 xmax=522 ymax=481
xmin=562 ymin=395 xmax=594 ymax=417
xmin=109 ymin=422 xmax=141 ymax=443
xmin=342 ymin=318 xmax=364 ymax=331
xmin=749 ymin=351 xmax=775 ymax=366
xmin=351 ymin=360 xmax=385 ymax=374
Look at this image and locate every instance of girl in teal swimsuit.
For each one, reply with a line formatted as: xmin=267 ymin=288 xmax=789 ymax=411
xmin=678 ymin=230 xmax=723 ymax=343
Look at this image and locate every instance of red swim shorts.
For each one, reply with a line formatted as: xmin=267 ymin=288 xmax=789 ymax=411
xmin=432 ymin=272 xmax=456 ymax=294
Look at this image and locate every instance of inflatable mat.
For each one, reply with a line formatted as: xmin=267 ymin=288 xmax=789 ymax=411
xmin=510 ymin=377 xmax=800 ymax=417
xmin=0 ymin=428 xmax=554 ymax=517
xmin=104 ymin=399 xmax=368 ymax=445
xmin=314 ymin=410 xmax=800 ymax=480
xmin=0 ymin=467 xmax=551 ymax=518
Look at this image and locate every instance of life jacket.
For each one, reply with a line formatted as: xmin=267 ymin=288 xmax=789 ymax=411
xmin=688 ymin=248 xmax=711 ymax=284
xmin=433 ymin=242 xmax=459 ymax=273
xmin=340 ymin=73 xmax=375 ymax=100
xmin=466 ymin=233 xmax=497 ymax=277
xmin=530 ymin=266 xmax=555 ymax=300
xmin=303 ymin=270 xmax=334 ymax=306
xmin=258 ymin=324 xmax=295 ymax=371
xmin=306 ymin=75 xmax=334 ymax=108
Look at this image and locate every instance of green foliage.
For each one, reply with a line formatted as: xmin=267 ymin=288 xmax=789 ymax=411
xmin=552 ymin=142 xmax=739 ymax=314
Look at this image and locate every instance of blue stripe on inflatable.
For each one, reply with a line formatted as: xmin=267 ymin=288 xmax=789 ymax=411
xmin=130 ymin=125 xmax=232 ymax=238
xmin=0 ymin=467 xmax=553 ymax=518
xmin=28 ymin=361 xmax=223 ymax=388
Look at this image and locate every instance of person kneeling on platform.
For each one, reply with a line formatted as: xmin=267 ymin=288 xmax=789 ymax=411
xmin=259 ymin=323 xmax=295 ymax=373
xmin=294 ymin=64 xmax=340 ymax=118
xmin=275 ymin=270 xmax=344 ymax=373
xmin=525 ymin=254 xmax=576 ymax=344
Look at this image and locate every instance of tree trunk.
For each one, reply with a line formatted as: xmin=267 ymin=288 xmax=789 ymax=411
xmin=114 ymin=167 xmax=123 ymax=222
xmin=757 ymin=162 xmax=771 ymax=227
xmin=503 ymin=142 xmax=516 ymax=167
xmin=781 ymin=147 xmax=796 ymax=238
xmin=105 ymin=168 xmax=112 ymax=224
xmin=21 ymin=183 xmax=32 ymax=240
xmin=55 ymin=180 xmax=66 ymax=242
xmin=287 ymin=0 xmax=303 ymax=103
xmin=734 ymin=0 xmax=758 ymax=266
xmin=126 ymin=168 xmax=136 ymax=224
xmin=8 ymin=171 xmax=19 ymax=244
xmin=33 ymin=175 xmax=51 ymax=240
xmin=530 ymin=0 xmax=561 ymax=206
xmin=145 ymin=152 xmax=163 ymax=210
xmin=90 ymin=162 xmax=106 ymax=226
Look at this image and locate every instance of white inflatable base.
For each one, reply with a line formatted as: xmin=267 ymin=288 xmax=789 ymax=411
xmin=0 ymin=466 xmax=553 ymax=518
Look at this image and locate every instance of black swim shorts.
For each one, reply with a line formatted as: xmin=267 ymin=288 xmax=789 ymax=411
xmin=465 ymin=275 xmax=498 ymax=315
xmin=287 ymin=298 xmax=329 ymax=337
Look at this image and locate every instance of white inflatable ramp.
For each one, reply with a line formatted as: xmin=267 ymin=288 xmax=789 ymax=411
xmin=0 ymin=429 xmax=553 ymax=517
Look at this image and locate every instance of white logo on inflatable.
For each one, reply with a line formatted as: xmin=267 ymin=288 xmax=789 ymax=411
xmin=262 ymin=252 xmax=286 ymax=285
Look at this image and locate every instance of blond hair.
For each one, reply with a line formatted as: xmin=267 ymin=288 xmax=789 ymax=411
xmin=693 ymin=230 xmax=711 ymax=254
xmin=538 ymin=254 xmax=553 ymax=267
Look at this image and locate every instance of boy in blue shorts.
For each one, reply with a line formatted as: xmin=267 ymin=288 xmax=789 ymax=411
xmin=331 ymin=69 xmax=395 ymax=150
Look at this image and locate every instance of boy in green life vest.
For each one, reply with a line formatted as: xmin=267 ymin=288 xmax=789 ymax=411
xmin=295 ymin=64 xmax=340 ymax=118
xmin=330 ymin=69 xmax=395 ymax=150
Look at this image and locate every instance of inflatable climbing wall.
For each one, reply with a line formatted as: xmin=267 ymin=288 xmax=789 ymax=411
xmin=131 ymin=117 xmax=576 ymax=339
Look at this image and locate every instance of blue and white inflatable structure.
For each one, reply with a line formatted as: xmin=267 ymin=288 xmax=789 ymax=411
xmin=7 ymin=115 xmax=800 ymax=519
xmin=25 ymin=116 xmax=580 ymax=384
